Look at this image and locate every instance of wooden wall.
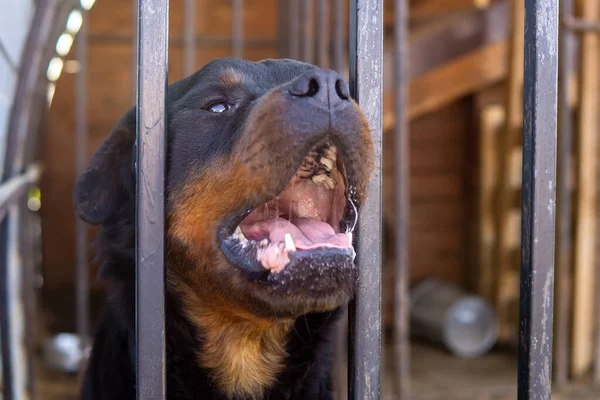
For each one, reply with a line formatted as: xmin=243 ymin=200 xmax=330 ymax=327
xmin=382 ymin=98 xmax=476 ymax=327
xmin=40 ymin=0 xmax=278 ymax=328
xmin=40 ymin=0 xmax=482 ymax=330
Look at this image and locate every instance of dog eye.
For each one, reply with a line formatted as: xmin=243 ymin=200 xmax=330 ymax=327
xmin=207 ymin=103 xmax=230 ymax=113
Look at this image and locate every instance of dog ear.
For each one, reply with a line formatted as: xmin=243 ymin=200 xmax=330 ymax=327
xmin=74 ymin=109 xmax=136 ymax=225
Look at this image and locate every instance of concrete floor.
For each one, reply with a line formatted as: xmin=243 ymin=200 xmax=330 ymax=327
xmin=383 ymin=343 xmax=600 ymax=399
xmin=35 ymin=341 xmax=600 ymax=399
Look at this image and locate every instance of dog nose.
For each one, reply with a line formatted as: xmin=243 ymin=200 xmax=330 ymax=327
xmin=288 ymin=69 xmax=350 ymax=108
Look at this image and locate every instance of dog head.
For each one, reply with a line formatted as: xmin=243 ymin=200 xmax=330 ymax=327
xmin=75 ymin=57 xmax=374 ymax=320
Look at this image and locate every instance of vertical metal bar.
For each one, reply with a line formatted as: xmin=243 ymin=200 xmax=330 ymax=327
xmin=332 ymin=0 xmax=343 ymax=72
xmin=393 ymin=0 xmax=410 ymax=397
xmin=301 ymin=0 xmax=314 ymax=62
xmin=135 ymin=0 xmax=168 ymax=398
xmin=348 ymin=0 xmax=383 ymax=399
xmin=277 ymin=0 xmax=290 ymax=58
xmin=232 ymin=0 xmax=244 ymax=58
xmin=20 ymin=205 xmax=37 ymax=398
xmin=184 ymin=0 xmax=196 ymax=76
xmin=555 ymin=0 xmax=574 ymax=387
xmin=289 ymin=0 xmax=300 ymax=59
xmin=0 ymin=216 xmax=14 ymax=400
xmin=518 ymin=0 xmax=558 ymax=398
xmin=132 ymin=0 xmax=138 ymax=102
xmin=75 ymin=7 xmax=90 ymax=354
xmin=317 ymin=0 xmax=328 ymax=67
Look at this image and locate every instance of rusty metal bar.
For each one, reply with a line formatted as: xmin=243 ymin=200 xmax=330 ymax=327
xmin=317 ymin=0 xmax=328 ymax=67
xmin=289 ymin=0 xmax=300 ymax=59
xmin=20 ymin=201 xmax=37 ymax=397
xmin=75 ymin=5 xmax=90 ymax=355
xmin=184 ymin=0 xmax=196 ymax=76
xmin=277 ymin=0 xmax=290 ymax=57
xmin=232 ymin=0 xmax=244 ymax=58
xmin=518 ymin=0 xmax=559 ymax=398
xmin=332 ymin=0 xmax=343 ymax=72
xmin=135 ymin=0 xmax=168 ymax=398
xmin=563 ymin=16 xmax=600 ymax=34
xmin=393 ymin=0 xmax=410 ymax=397
xmin=301 ymin=0 xmax=314 ymax=62
xmin=348 ymin=0 xmax=383 ymax=399
xmin=132 ymin=0 xmax=137 ymax=102
xmin=555 ymin=0 xmax=574 ymax=388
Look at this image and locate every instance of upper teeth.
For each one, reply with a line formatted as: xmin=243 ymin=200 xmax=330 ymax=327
xmin=320 ymin=157 xmax=334 ymax=171
xmin=312 ymin=174 xmax=336 ymax=190
xmin=233 ymin=226 xmax=246 ymax=241
xmin=284 ymin=233 xmax=296 ymax=251
xmin=324 ymin=145 xmax=337 ymax=161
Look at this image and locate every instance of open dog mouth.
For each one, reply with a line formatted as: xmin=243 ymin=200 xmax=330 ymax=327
xmin=220 ymin=141 xmax=358 ymax=277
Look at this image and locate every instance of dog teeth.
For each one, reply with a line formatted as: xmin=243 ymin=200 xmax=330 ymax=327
xmin=284 ymin=233 xmax=296 ymax=252
xmin=320 ymin=157 xmax=334 ymax=172
xmin=233 ymin=226 xmax=246 ymax=241
xmin=311 ymin=174 xmax=336 ymax=189
xmin=324 ymin=146 xmax=337 ymax=161
xmin=346 ymin=231 xmax=353 ymax=244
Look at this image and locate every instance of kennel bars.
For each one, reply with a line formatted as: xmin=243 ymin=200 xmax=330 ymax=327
xmin=517 ymin=0 xmax=558 ymax=398
xmin=133 ymin=0 xmax=558 ymax=399
xmin=0 ymin=0 xmax=562 ymax=399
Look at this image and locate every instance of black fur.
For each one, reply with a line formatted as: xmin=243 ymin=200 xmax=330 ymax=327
xmin=75 ymin=58 xmax=372 ymax=399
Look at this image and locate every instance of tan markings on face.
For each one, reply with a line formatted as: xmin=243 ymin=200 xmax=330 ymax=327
xmin=219 ymin=67 xmax=246 ymax=87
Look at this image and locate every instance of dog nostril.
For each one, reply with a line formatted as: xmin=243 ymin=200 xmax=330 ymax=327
xmin=335 ymin=79 xmax=349 ymax=100
xmin=289 ymin=76 xmax=321 ymax=97
xmin=306 ymin=78 xmax=320 ymax=97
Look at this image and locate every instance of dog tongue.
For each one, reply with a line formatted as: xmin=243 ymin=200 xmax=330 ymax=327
xmin=240 ymin=217 xmax=350 ymax=273
xmin=241 ymin=217 xmax=350 ymax=249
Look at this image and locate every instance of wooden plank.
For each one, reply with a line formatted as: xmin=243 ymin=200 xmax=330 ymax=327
xmin=384 ymin=40 xmax=508 ymax=128
xmin=477 ymin=104 xmax=505 ymax=300
xmin=493 ymin=0 xmax=524 ymax=343
xmin=412 ymin=0 xmax=494 ymax=21
xmin=571 ymin=0 xmax=600 ymax=379
xmin=385 ymin=0 xmax=509 ymax=81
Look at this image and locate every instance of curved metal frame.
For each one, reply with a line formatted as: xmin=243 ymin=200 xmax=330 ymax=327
xmin=1 ymin=1 xmax=77 ymax=398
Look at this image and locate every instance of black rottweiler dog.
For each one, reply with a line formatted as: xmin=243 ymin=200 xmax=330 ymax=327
xmin=74 ymin=58 xmax=374 ymax=400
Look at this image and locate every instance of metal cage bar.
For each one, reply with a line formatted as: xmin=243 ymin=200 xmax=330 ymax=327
xmin=289 ymin=0 xmax=300 ymax=60
xmin=0 ymin=215 xmax=14 ymax=400
xmin=317 ymin=0 xmax=328 ymax=67
xmin=332 ymin=0 xmax=343 ymax=73
xmin=132 ymin=0 xmax=138 ymax=102
xmin=232 ymin=0 xmax=244 ymax=58
xmin=555 ymin=0 xmax=575 ymax=388
xmin=393 ymin=0 xmax=410 ymax=397
xmin=277 ymin=0 xmax=289 ymax=58
xmin=135 ymin=0 xmax=169 ymax=398
xmin=184 ymin=0 xmax=196 ymax=76
xmin=518 ymin=0 xmax=559 ymax=398
xmin=75 ymin=6 xmax=90 ymax=351
xmin=348 ymin=0 xmax=383 ymax=399
xmin=301 ymin=0 xmax=314 ymax=63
